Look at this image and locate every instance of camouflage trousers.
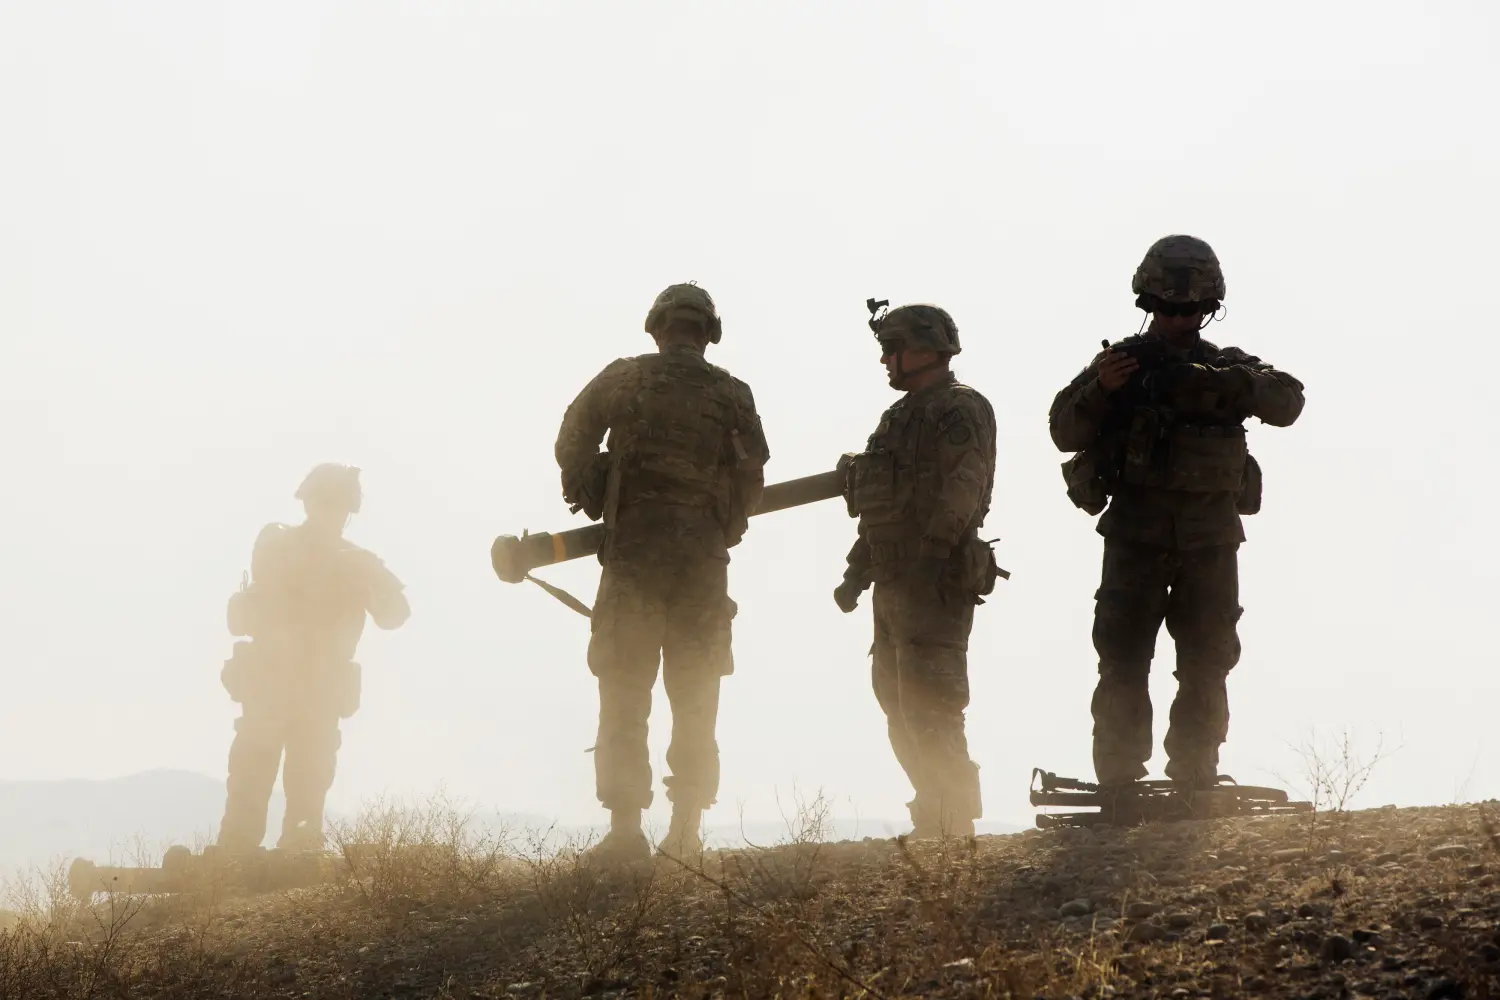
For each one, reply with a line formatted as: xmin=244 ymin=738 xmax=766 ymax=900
xmin=587 ymin=554 xmax=736 ymax=812
xmin=1090 ymin=539 xmax=1243 ymax=786
xmin=871 ymin=576 xmax=982 ymax=833
xmin=218 ymin=699 xmax=342 ymax=852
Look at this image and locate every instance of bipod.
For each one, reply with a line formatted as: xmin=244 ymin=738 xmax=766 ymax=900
xmin=1028 ymin=768 xmax=1312 ymax=829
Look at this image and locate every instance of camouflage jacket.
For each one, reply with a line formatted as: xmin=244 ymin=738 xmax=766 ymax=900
xmin=554 ymin=345 xmax=770 ymax=564
xmin=226 ymin=523 xmax=409 ymax=663
xmin=842 ymin=373 xmax=997 ymax=586
xmin=1048 ymin=333 xmax=1304 ymax=550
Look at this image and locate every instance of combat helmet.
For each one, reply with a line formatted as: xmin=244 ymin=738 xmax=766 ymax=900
xmin=644 ymin=282 xmax=722 ymax=344
xmin=869 ymin=302 xmax=961 ymax=356
xmin=1132 ymin=235 xmax=1225 ymax=311
xmin=295 ymin=463 xmax=362 ymax=514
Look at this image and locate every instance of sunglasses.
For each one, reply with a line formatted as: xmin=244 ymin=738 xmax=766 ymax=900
xmin=1147 ymin=299 xmax=1218 ymax=317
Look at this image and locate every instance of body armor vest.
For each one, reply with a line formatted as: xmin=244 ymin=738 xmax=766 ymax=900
xmin=846 ymin=385 xmax=992 ymax=571
xmin=609 ymin=352 xmax=740 ymax=516
xmin=1105 ymin=337 xmax=1250 ymax=495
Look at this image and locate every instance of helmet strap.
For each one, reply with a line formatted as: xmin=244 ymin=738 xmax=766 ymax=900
xmin=893 ymin=348 xmax=948 ymax=387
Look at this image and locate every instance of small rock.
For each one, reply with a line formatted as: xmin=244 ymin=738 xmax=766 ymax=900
xmin=1428 ymin=844 xmax=1472 ymax=861
xmin=1205 ymin=923 xmax=1230 ymax=941
xmin=1170 ymin=989 xmax=1191 ymax=998
xmin=1272 ymin=847 xmax=1307 ymax=862
xmin=1466 ymin=863 xmax=1487 ymax=877
xmin=1166 ymin=911 xmax=1194 ymax=929
xmin=1298 ymin=901 xmax=1333 ymax=919
xmin=1479 ymin=943 xmax=1500 ymax=963
xmin=1125 ymin=901 xmax=1160 ymax=919
xmin=1418 ymin=914 xmax=1445 ymax=931
xmin=1244 ymin=976 xmax=1270 ymax=991
xmin=1373 ymin=852 xmax=1400 ymax=865
xmin=1381 ymin=955 xmax=1407 ymax=971
xmin=943 ymin=957 xmax=976 ymax=974
xmin=1059 ymin=899 xmax=1092 ymax=918
xmin=1127 ymin=922 xmax=1164 ymax=943
xmin=1427 ymin=978 xmax=1464 ymax=1000
xmin=1351 ymin=928 xmax=1382 ymax=946
xmin=505 ymin=986 xmax=536 ymax=997
xmin=1270 ymin=908 xmax=1292 ymax=925
xmin=1320 ymin=934 xmax=1354 ymax=963
xmin=1244 ymin=912 xmax=1271 ymax=933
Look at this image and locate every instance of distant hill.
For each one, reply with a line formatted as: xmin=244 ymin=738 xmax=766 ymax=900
xmin=0 ymin=769 xmax=264 ymax=874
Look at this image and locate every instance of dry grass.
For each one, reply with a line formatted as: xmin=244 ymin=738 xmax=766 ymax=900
xmin=2 ymin=791 xmax=1499 ymax=998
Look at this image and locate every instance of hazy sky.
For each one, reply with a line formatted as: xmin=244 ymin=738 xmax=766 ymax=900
xmin=2 ymin=2 xmax=1497 ymax=834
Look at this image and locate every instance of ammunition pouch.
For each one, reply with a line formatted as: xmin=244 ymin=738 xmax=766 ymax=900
xmin=226 ymin=587 xmax=258 ymax=637
xmin=1237 ymin=452 xmax=1262 ymax=515
xmin=844 ymin=450 xmax=910 ymax=524
xmin=715 ymin=470 xmax=749 ymax=549
xmin=1120 ymin=407 xmax=1163 ymax=485
xmin=1160 ymin=425 xmax=1247 ymax=493
xmin=957 ymin=535 xmax=1002 ymax=597
xmin=1117 ymin=413 xmax=1248 ymax=494
xmin=220 ymin=641 xmax=260 ymax=704
xmin=1061 ymin=448 xmax=1110 ymax=516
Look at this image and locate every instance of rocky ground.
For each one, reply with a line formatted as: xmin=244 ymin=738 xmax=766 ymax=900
xmin=2 ymin=800 xmax=1499 ymax=998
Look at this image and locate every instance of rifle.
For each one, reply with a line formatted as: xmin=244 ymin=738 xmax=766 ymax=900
xmin=1028 ymin=768 xmax=1312 ymax=828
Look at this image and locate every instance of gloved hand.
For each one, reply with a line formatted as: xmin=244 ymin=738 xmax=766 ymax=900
xmin=563 ymin=454 xmax=611 ymax=520
xmin=833 ymin=577 xmax=866 ymax=614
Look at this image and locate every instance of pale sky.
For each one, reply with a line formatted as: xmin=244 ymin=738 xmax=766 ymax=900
xmin=1 ymin=2 xmax=1496 ymax=833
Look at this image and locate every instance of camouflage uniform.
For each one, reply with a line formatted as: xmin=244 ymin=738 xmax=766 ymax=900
xmin=1049 ymin=236 xmax=1304 ymax=786
xmin=836 ymin=304 xmax=999 ymax=837
xmin=217 ymin=464 xmax=409 ymax=851
xmin=555 ymin=284 xmax=769 ymax=855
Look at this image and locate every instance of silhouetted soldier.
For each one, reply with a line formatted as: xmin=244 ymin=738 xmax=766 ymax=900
xmin=216 ymin=463 xmax=409 ymax=851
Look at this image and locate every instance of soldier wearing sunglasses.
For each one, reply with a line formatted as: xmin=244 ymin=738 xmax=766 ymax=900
xmin=1048 ymin=236 xmax=1305 ymax=790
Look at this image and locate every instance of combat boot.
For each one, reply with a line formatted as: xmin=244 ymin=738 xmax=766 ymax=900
xmin=659 ymin=804 xmax=704 ymax=862
xmin=1164 ymin=756 xmax=1220 ymax=790
xmin=585 ymin=809 xmax=651 ymax=866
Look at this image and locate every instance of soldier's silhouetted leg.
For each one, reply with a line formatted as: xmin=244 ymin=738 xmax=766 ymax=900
xmin=1091 ymin=540 xmax=1173 ymax=784
xmin=279 ymin=720 xmax=341 ymax=850
xmin=877 ymin=581 xmax=980 ymax=836
xmin=218 ymin=711 xmax=284 ymax=851
xmin=870 ymin=586 xmax=924 ymax=822
xmin=659 ymin=561 xmax=733 ymax=857
xmin=661 ymin=590 xmax=731 ymax=809
xmin=588 ymin=568 xmax=667 ymax=813
xmin=1163 ymin=545 xmax=1242 ymax=786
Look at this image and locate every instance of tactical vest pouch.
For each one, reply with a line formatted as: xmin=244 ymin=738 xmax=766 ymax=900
xmin=332 ymin=661 xmax=362 ymax=719
xmin=1161 ymin=425 xmax=1248 ymax=492
xmin=1061 ymin=450 xmax=1108 ymax=516
xmin=220 ymin=641 xmax=258 ymax=704
xmin=1120 ymin=407 xmax=1162 ymax=486
xmin=845 ymin=451 xmax=909 ymax=523
xmin=1237 ymin=452 xmax=1262 ymax=515
xmin=226 ymin=586 xmax=258 ymax=637
xmin=958 ymin=535 xmax=1001 ymax=596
